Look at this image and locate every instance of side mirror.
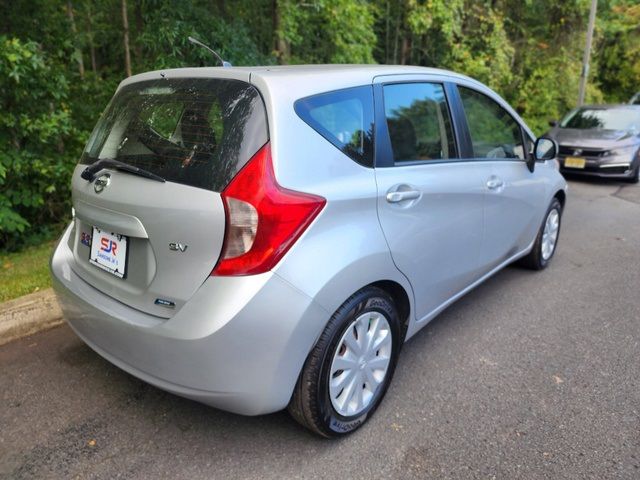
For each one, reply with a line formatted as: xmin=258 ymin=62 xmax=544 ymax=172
xmin=548 ymin=119 xmax=558 ymax=128
xmin=534 ymin=137 xmax=558 ymax=161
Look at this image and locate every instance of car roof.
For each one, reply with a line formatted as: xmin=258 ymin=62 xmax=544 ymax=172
xmin=118 ymin=64 xmax=477 ymax=91
xmin=115 ymin=64 xmax=535 ymax=139
xmin=233 ymin=64 xmax=458 ymax=77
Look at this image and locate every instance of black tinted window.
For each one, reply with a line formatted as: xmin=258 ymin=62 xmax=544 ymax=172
xmin=459 ymin=86 xmax=525 ymax=160
xmin=383 ymin=83 xmax=456 ymax=163
xmin=295 ymin=86 xmax=374 ymax=167
xmin=81 ymin=78 xmax=268 ymax=191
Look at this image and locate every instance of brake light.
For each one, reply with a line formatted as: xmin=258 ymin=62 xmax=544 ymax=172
xmin=212 ymin=143 xmax=326 ymax=276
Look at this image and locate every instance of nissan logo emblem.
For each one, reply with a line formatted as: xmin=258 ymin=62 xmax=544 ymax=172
xmin=94 ymin=173 xmax=111 ymax=194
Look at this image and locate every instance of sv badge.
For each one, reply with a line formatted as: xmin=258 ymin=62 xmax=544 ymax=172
xmin=169 ymin=242 xmax=188 ymax=252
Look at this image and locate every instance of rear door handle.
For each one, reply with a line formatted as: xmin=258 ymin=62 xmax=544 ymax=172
xmin=386 ymin=190 xmax=421 ymax=203
xmin=486 ymin=177 xmax=505 ymax=190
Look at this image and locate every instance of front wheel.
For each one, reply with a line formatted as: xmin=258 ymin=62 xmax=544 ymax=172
xmin=519 ymin=197 xmax=563 ymax=270
xmin=288 ymin=287 xmax=402 ymax=437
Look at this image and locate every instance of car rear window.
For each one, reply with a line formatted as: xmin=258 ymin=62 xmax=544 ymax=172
xmin=80 ymin=78 xmax=268 ymax=192
xmin=294 ymin=86 xmax=374 ymax=167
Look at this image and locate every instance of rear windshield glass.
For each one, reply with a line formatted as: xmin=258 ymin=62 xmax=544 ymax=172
xmin=81 ymin=78 xmax=268 ymax=191
xmin=560 ymin=107 xmax=640 ymax=132
xmin=294 ymin=86 xmax=374 ymax=167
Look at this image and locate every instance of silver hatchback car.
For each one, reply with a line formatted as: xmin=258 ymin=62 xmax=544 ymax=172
xmin=51 ymin=65 xmax=567 ymax=437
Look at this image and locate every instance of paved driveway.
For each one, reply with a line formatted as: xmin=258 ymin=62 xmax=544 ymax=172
xmin=1 ymin=179 xmax=639 ymax=479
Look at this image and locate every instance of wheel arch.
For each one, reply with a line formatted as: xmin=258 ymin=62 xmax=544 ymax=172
xmin=554 ymin=189 xmax=566 ymax=208
xmin=369 ymin=279 xmax=411 ymax=341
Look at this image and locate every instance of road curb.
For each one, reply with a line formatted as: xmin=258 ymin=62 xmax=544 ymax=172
xmin=0 ymin=288 xmax=63 ymax=346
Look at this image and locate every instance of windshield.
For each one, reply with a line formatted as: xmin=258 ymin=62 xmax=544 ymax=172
xmin=560 ymin=107 xmax=640 ymax=131
xmin=81 ymin=78 xmax=268 ymax=192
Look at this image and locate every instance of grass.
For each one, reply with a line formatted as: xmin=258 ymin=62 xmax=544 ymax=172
xmin=0 ymin=240 xmax=56 ymax=303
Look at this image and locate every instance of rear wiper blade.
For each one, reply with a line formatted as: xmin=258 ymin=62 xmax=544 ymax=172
xmin=81 ymin=158 xmax=165 ymax=183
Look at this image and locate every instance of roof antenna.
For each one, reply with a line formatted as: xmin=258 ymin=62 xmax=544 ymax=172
xmin=188 ymin=36 xmax=232 ymax=67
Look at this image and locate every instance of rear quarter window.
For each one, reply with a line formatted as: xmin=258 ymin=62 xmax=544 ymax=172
xmin=295 ymin=86 xmax=374 ymax=167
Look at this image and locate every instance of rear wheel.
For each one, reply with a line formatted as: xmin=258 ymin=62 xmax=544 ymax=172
xmin=519 ymin=198 xmax=562 ymax=270
xmin=288 ymin=287 xmax=402 ymax=437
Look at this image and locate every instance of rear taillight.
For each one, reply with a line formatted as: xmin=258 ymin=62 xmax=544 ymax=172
xmin=212 ymin=142 xmax=326 ymax=276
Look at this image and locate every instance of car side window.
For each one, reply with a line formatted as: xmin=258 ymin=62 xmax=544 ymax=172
xmin=383 ymin=82 xmax=457 ymax=163
xmin=295 ymin=86 xmax=374 ymax=167
xmin=458 ymin=86 xmax=525 ymax=160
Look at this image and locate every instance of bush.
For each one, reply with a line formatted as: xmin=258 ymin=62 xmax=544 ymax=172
xmin=0 ymin=37 xmax=78 ymax=250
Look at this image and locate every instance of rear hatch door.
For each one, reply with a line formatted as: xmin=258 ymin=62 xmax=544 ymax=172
xmin=69 ymin=75 xmax=268 ymax=317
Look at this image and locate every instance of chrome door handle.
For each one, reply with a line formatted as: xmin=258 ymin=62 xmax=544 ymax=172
xmin=386 ymin=190 xmax=421 ymax=203
xmin=486 ymin=177 xmax=504 ymax=190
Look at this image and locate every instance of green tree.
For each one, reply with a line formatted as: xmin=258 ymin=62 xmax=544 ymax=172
xmin=597 ymin=1 xmax=640 ymax=102
xmin=271 ymin=0 xmax=376 ymax=64
xmin=1 ymin=0 xmax=640 ymax=252
xmin=0 ymin=37 xmax=77 ymax=249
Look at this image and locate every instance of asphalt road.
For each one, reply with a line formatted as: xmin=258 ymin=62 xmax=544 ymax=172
xmin=1 ymin=178 xmax=639 ymax=479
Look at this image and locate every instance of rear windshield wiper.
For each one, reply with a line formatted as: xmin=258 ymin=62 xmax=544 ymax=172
xmin=81 ymin=158 xmax=165 ymax=183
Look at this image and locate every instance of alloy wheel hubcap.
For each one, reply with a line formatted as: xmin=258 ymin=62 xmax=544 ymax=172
xmin=541 ymin=208 xmax=560 ymax=260
xmin=329 ymin=311 xmax=392 ymax=417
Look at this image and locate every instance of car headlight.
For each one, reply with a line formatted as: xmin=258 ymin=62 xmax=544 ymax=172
xmin=605 ymin=145 xmax=638 ymax=157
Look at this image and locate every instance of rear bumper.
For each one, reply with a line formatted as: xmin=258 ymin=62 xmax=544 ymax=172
xmin=51 ymin=224 xmax=329 ymax=415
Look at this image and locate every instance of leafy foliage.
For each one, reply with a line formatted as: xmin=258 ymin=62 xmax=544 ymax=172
xmin=135 ymin=1 xmax=270 ymax=70
xmin=0 ymin=37 xmax=77 ymax=250
xmin=597 ymin=0 xmax=640 ymax=101
xmin=0 ymin=0 xmax=638 ymax=252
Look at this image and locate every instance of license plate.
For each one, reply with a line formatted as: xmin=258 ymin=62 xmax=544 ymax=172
xmin=564 ymin=156 xmax=586 ymax=169
xmin=89 ymin=227 xmax=128 ymax=278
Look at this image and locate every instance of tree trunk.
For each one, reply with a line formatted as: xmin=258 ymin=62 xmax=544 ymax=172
xmin=134 ymin=1 xmax=143 ymax=64
xmin=66 ymin=1 xmax=85 ymax=79
xmin=85 ymin=4 xmax=97 ymax=74
xmin=216 ymin=0 xmax=226 ymax=18
xmin=273 ymin=0 xmax=290 ymax=65
xmin=121 ymin=0 xmax=132 ymax=77
xmin=400 ymin=35 xmax=412 ymax=65
xmin=385 ymin=1 xmax=391 ymax=64
xmin=393 ymin=10 xmax=400 ymax=64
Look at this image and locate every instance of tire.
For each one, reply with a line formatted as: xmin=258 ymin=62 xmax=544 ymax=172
xmin=519 ymin=197 xmax=563 ymax=270
xmin=288 ymin=286 xmax=402 ymax=437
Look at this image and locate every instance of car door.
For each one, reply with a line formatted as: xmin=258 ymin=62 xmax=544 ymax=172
xmin=455 ymin=84 xmax=547 ymax=272
xmin=374 ymin=77 xmax=486 ymax=322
